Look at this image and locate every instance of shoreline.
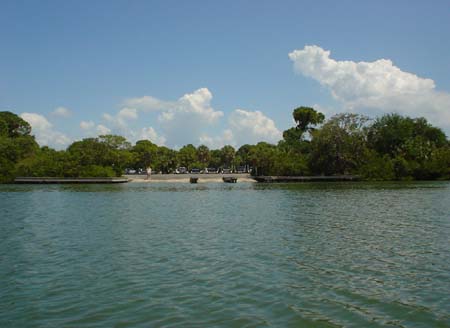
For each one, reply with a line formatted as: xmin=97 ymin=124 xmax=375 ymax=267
xmin=14 ymin=177 xmax=129 ymax=184
xmin=125 ymin=174 xmax=255 ymax=183
xmin=125 ymin=174 xmax=361 ymax=183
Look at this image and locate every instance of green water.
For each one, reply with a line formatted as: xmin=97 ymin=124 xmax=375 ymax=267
xmin=1 ymin=182 xmax=449 ymax=327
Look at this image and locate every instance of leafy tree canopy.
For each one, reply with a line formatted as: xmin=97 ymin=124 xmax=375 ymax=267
xmin=197 ymin=145 xmax=210 ymax=164
xmin=1 ymin=110 xmax=449 ymax=182
xmin=367 ymin=114 xmax=447 ymax=156
xmin=292 ymin=107 xmax=325 ymax=133
xmin=98 ymin=134 xmax=131 ymax=150
xmin=310 ymin=113 xmax=370 ymax=175
xmin=220 ymin=145 xmax=236 ymax=167
xmin=0 ymin=111 xmax=32 ymax=137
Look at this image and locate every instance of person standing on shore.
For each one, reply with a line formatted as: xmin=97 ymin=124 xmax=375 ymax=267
xmin=146 ymin=167 xmax=152 ymax=180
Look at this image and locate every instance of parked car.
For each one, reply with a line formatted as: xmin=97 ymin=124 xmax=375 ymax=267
xmin=175 ymin=167 xmax=188 ymax=174
xmin=190 ymin=168 xmax=201 ymax=174
xmin=206 ymin=168 xmax=218 ymax=174
xmin=222 ymin=168 xmax=232 ymax=174
xmin=236 ymin=166 xmax=247 ymax=173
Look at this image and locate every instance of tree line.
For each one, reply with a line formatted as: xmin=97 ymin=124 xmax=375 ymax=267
xmin=1 ymin=107 xmax=450 ymax=183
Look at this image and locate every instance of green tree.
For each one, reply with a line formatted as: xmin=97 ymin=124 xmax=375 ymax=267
xmin=367 ymin=114 xmax=446 ymax=156
xmin=15 ymin=147 xmax=67 ymax=177
xmin=132 ymin=140 xmax=158 ymax=169
xmin=98 ymin=134 xmax=131 ymax=150
xmin=67 ymin=138 xmax=109 ymax=167
xmin=2 ymin=109 xmax=450 ymax=183
xmin=310 ymin=113 xmax=370 ymax=175
xmin=236 ymin=144 xmax=252 ymax=166
xmin=424 ymin=147 xmax=450 ymax=179
xmin=197 ymin=145 xmax=210 ymax=166
xmin=293 ymin=106 xmax=325 ymax=133
xmin=0 ymin=111 xmax=32 ymax=137
xmin=0 ymin=157 xmax=15 ymax=182
xmin=208 ymin=149 xmax=222 ymax=168
xmin=152 ymin=146 xmax=177 ymax=173
xmin=248 ymin=142 xmax=278 ymax=176
xmin=0 ymin=119 xmax=8 ymax=137
xmin=367 ymin=114 xmax=448 ymax=179
xmin=178 ymin=144 xmax=197 ymax=169
xmin=0 ymin=112 xmax=39 ymax=182
xmin=273 ymin=150 xmax=309 ymax=176
xmin=94 ymin=135 xmax=133 ymax=174
xmin=78 ymin=165 xmax=116 ymax=177
xmin=220 ymin=145 xmax=235 ymax=168
xmin=358 ymin=150 xmax=395 ymax=181
xmin=280 ymin=107 xmax=324 ymax=154
xmin=281 ymin=127 xmax=304 ymax=145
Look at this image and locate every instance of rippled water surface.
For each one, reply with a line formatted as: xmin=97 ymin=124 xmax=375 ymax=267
xmin=1 ymin=182 xmax=449 ymax=327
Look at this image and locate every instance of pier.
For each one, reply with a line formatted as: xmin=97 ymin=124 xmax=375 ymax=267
xmin=14 ymin=177 xmax=129 ymax=184
xmin=252 ymin=175 xmax=360 ymax=183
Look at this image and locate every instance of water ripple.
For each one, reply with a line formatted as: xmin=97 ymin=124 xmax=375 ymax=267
xmin=1 ymin=182 xmax=449 ymax=327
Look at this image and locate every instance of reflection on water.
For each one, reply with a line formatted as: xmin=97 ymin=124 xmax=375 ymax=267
xmin=1 ymin=181 xmax=449 ymax=327
xmin=2 ymin=180 xmax=448 ymax=193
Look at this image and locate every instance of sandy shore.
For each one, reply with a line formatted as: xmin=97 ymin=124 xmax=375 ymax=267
xmin=125 ymin=174 xmax=255 ymax=183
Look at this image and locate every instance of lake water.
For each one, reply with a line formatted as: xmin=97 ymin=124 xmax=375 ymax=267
xmin=1 ymin=182 xmax=449 ymax=327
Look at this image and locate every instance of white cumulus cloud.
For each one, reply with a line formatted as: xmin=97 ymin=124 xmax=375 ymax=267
xmin=79 ymin=120 xmax=113 ymax=138
xmin=52 ymin=106 xmax=72 ymax=118
xmin=123 ymin=95 xmax=171 ymax=112
xmin=123 ymin=88 xmax=223 ymax=121
xmin=198 ymin=109 xmax=282 ymax=148
xmin=82 ymin=88 xmax=280 ymax=148
xmin=102 ymin=107 xmax=138 ymax=132
xmin=199 ymin=129 xmax=234 ymax=149
xmin=120 ymin=88 xmax=223 ymax=146
xmin=289 ymin=45 xmax=450 ymax=129
xmin=80 ymin=120 xmax=95 ymax=130
xmin=20 ymin=112 xmax=71 ymax=149
xmin=138 ymin=127 xmax=166 ymax=146
xmin=175 ymin=88 xmax=223 ymax=122
xmin=118 ymin=107 xmax=138 ymax=120
xmin=229 ymin=109 xmax=282 ymax=145
xmin=96 ymin=124 xmax=112 ymax=135
xmin=156 ymin=88 xmax=224 ymax=146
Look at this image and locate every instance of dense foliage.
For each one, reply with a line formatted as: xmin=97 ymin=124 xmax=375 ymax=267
xmin=1 ymin=109 xmax=449 ymax=182
xmin=0 ymin=112 xmax=39 ymax=182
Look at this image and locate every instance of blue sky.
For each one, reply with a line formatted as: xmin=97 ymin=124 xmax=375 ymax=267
xmin=1 ymin=0 xmax=450 ymax=149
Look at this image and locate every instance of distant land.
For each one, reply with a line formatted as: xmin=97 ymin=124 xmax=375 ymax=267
xmin=1 ymin=107 xmax=449 ymax=183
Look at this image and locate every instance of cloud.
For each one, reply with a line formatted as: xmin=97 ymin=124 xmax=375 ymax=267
xmin=173 ymin=88 xmax=223 ymax=122
xmin=120 ymin=88 xmax=223 ymax=146
xmin=199 ymin=129 xmax=234 ymax=149
xmin=102 ymin=107 xmax=138 ymax=132
xmin=138 ymin=127 xmax=166 ymax=146
xmin=229 ymin=109 xmax=282 ymax=144
xmin=114 ymin=88 xmax=283 ymax=147
xmin=96 ymin=124 xmax=111 ymax=135
xmin=123 ymin=95 xmax=171 ymax=112
xmin=80 ymin=120 xmax=95 ymax=130
xmin=80 ymin=113 xmax=164 ymax=146
xmin=20 ymin=113 xmax=71 ymax=149
xmin=118 ymin=107 xmax=138 ymax=120
xmin=86 ymin=88 xmax=280 ymax=148
xmin=289 ymin=45 xmax=450 ymax=129
xmin=52 ymin=106 xmax=72 ymax=118
xmin=156 ymin=88 xmax=224 ymax=146
xmin=123 ymin=88 xmax=224 ymax=123
xmin=197 ymin=109 xmax=282 ymax=148
xmin=79 ymin=120 xmax=113 ymax=138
